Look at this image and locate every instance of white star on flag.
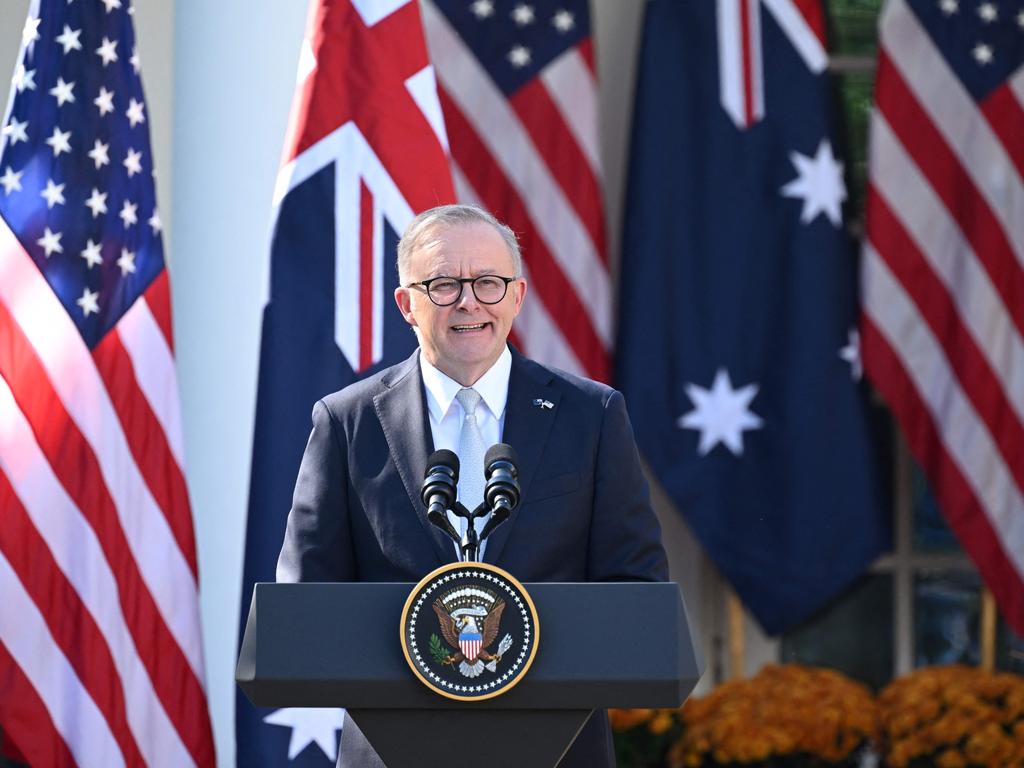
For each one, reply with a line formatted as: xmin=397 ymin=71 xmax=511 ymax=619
xmin=22 ymin=16 xmax=41 ymax=48
xmin=80 ymin=239 xmax=103 ymax=268
xmin=55 ymin=24 xmax=83 ymax=53
xmin=117 ymin=248 xmax=136 ymax=275
xmin=37 ymin=227 xmax=63 ymax=257
xmin=76 ymin=287 xmax=100 ymax=317
xmin=96 ymin=36 xmax=118 ymax=66
xmin=263 ymin=708 xmax=346 ymax=761
xmin=780 ymin=139 xmax=846 ymax=227
xmin=123 ymin=147 xmax=143 ymax=177
xmin=13 ymin=64 xmax=35 ymax=93
xmin=45 ymin=126 xmax=72 ymax=156
xmin=148 ymin=210 xmax=162 ymax=233
xmin=126 ymin=98 xmax=145 ymax=127
xmin=0 ymin=166 xmax=22 ymax=195
xmin=85 ymin=187 xmax=108 ymax=217
xmin=119 ymin=199 xmax=137 ymax=227
xmin=511 ymin=4 xmax=535 ymax=25
xmin=470 ymin=0 xmax=494 ymax=19
xmin=839 ymin=328 xmax=862 ymax=381
xmin=3 ymin=117 xmax=28 ymax=145
xmin=677 ymin=368 xmax=764 ymax=456
xmin=95 ymin=86 xmax=115 ymax=115
xmin=49 ymin=77 xmax=76 ymax=106
xmin=552 ymin=9 xmax=575 ymax=31
xmin=508 ymin=45 xmax=531 ymax=68
xmin=40 ymin=179 xmax=66 ymax=208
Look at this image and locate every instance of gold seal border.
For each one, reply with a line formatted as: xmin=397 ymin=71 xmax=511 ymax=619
xmin=399 ymin=560 xmax=540 ymax=702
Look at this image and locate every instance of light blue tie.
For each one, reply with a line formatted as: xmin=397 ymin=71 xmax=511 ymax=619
xmin=455 ymin=387 xmax=486 ymax=557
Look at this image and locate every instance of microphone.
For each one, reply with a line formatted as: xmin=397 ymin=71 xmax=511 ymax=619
xmin=478 ymin=443 xmax=519 ymax=541
xmin=422 ymin=449 xmax=460 ymax=543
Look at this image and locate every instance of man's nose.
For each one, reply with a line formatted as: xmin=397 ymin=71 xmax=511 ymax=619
xmin=455 ymin=282 xmax=481 ymax=310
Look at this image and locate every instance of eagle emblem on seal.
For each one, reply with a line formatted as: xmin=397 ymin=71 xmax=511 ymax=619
xmin=431 ymin=588 xmax=513 ymax=678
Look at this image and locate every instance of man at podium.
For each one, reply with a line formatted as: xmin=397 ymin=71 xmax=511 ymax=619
xmin=276 ymin=204 xmax=668 ymax=767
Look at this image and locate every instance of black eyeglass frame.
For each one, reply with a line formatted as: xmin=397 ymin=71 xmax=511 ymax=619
xmin=405 ymin=275 xmax=519 ymax=306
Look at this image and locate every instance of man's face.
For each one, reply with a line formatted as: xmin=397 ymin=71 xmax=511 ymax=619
xmin=394 ymin=221 xmax=526 ymax=386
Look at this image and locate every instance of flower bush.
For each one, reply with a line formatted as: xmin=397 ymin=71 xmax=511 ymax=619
xmin=878 ymin=665 xmax=1024 ymax=768
xmin=667 ymin=665 xmax=879 ymax=767
xmin=608 ymin=707 xmax=683 ymax=767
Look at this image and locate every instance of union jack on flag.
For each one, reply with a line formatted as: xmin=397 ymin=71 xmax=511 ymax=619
xmin=422 ymin=0 xmax=611 ymax=381
xmin=862 ymin=0 xmax=1024 ymax=635
xmin=238 ymin=0 xmax=455 ymax=764
xmin=0 ymin=0 xmax=214 ymax=766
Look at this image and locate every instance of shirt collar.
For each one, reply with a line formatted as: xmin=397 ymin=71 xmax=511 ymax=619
xmin=420 ymin=345 xmax=512 ymax=422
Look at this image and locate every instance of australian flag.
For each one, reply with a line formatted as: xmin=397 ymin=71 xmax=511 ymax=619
xmin=236 ymin=0 xmax=453 ymax=764
xmin=616 ymin=0 xmax=890 ymax=635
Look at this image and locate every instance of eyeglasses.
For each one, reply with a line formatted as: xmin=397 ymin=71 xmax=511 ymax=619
xmin=406 ymin=275 xmax=518 ymax=306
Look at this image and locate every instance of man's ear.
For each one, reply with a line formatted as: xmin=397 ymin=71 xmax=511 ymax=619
xmin=394 ymin=287 xmax=417 ymax=327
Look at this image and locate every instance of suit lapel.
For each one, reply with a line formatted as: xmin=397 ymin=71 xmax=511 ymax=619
xmin=373 ymin=352 xmax=453 ymax=565
xmin=484 ymin=350 xmax=561 ymax=565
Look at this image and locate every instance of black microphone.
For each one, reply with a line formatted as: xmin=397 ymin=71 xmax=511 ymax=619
xmin=422 ymin=449 xmax=460 ymax=543
xmin=479 ymin=443 xmax=519 ymax=541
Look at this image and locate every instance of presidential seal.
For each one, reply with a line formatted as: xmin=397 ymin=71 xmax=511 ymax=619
xmin=400 ymin=561 xmax=539 ymax=701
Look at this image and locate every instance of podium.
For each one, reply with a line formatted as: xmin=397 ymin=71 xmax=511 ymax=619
xmin=237 ymin=582 xmax=703 ymax=768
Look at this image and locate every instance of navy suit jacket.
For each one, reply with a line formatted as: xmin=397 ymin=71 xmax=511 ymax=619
xmin=277 ymin=348 xmax=668 ymax=766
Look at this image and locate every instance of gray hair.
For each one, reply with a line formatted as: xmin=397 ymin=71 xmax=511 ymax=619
xmin=396 ymin=204 xmax=522 ymax=283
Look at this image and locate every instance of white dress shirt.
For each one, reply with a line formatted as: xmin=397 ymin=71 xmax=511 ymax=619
xmin=420 ymin=345 xmax=511 ymax=559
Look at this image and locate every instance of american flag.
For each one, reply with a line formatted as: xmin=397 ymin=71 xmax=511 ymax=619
xmin=422 ymin=0 xmax=610 ymax=382
xmin=237 ymin=0 xmax=454 ymax=764
xmin=0 ymin=1 xmax=214 ymax=766
xmin=861 ymin=0 xmax=1024 ymax=635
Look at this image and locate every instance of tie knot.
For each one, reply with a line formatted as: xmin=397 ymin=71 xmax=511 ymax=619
xmin=456 ymin=387 xmax=482 ymax=418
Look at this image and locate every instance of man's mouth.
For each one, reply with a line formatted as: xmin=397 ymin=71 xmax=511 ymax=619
xmin=451 ymin=323 xmax=488 ymax=333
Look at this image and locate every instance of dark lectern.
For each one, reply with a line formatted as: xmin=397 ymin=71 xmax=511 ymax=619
xmin=237 ymin=582 xmax=703 ymax=768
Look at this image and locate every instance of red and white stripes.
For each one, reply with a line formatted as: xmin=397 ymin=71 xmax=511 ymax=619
xmin=421 ymin=0 xmax=611 ymax=381
xmin=0 ymin=216 xmax=214 ymax=765
xmin=862 ymin=0 xmax=1024 ymax=633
